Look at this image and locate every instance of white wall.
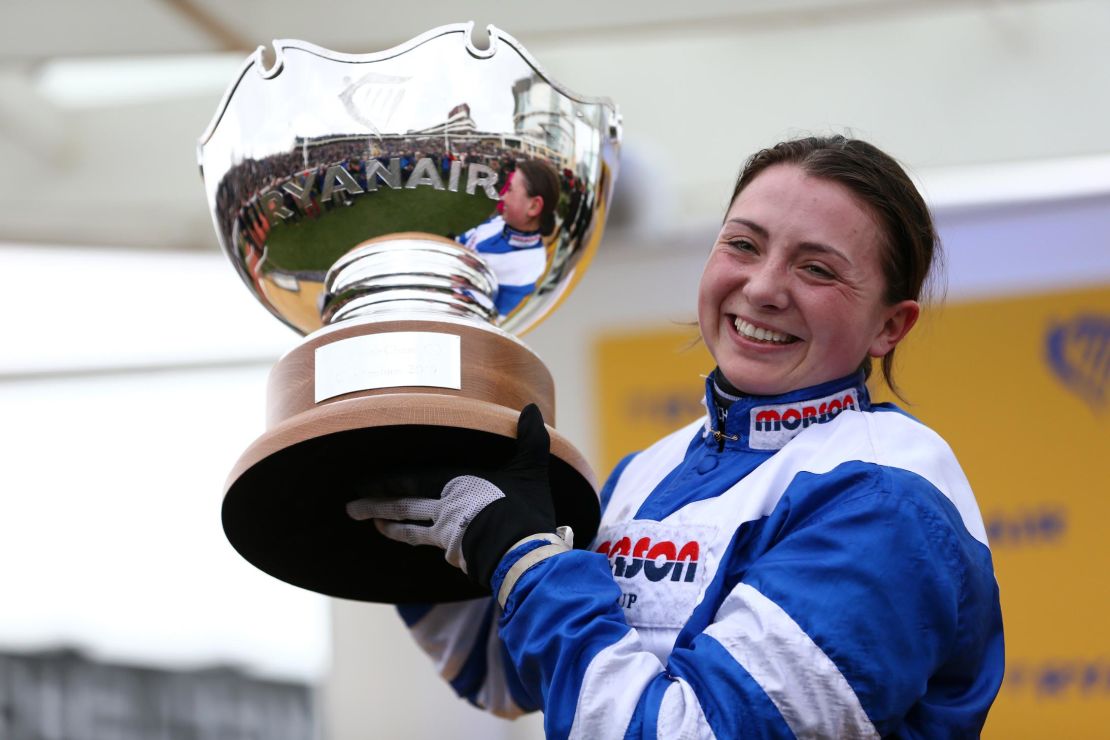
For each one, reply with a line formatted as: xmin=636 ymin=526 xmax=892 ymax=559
xmin=0 ymin=247 xmax=327 ymax=684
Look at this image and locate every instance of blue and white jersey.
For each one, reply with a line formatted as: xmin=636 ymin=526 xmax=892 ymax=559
xmin=399 ymin=372 xmax=1005 ymax=739
xmin=458 ymin=215 xmax=547 ymax=316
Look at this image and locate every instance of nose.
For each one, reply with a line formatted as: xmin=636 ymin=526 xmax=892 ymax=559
xmin=743 ymin=258 xmax=789 ymax=310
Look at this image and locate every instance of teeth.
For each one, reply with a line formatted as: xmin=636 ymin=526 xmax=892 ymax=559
xmin=734 ymin=318 xmax=794 ymax=344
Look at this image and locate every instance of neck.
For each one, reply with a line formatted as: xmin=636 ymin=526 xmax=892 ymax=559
xmin=712 ymin=369 xmax=745 ymax=402
xmin=703 ymin=370 xmax=872 ymax=451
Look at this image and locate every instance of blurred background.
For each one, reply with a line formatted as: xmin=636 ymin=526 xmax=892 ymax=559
xmin=1 ymin=0 xmax=1108 ymax=737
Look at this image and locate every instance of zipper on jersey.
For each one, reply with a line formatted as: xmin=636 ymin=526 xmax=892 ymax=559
xmin=711 ymin=405 xmax=738 ymax=452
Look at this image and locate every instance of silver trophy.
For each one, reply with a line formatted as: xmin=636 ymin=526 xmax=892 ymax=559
xmin=198 ymin=23 xmax=620 ymax=602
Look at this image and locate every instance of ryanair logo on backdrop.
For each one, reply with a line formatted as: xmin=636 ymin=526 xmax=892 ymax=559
xmin=1045 ymin=313 xmax=1109 ymax=412
xmin=749 ymin=389 xmax=859 ymax=450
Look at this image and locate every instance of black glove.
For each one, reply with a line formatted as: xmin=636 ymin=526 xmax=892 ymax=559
xmin=460 ymin=403 xmax=556 ymax=589
xmin=346 ymin=404 xmax=557 ymax=590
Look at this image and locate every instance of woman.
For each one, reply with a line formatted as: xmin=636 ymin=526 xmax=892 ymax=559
xmin=350 ymin=136 xmax=1005 ymax=738
xmin=457 ymin=158 xmax=561 ymax=316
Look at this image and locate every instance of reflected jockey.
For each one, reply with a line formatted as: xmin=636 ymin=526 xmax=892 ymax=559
xmin=457 ymin=159 xmax=560 ymax=316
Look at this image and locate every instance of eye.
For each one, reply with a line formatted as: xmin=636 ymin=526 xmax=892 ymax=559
xmin=803 ymin=263 xmax=836 ymax=279
xmin=726 ymin=238 xmax=758 ymax=254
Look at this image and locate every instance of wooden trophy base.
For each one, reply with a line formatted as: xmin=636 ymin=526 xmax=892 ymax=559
xmin=222 ymin=318 xmax=600 ymax=603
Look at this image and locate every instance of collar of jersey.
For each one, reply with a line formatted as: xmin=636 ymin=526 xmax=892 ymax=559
xmin=701 ymin=370 xmax=872 ymax=451
xmin=502 ymin=224 xmax=543 ymax=248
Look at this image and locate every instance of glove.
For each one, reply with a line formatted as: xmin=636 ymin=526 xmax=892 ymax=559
xmin=346 ymin=404 xmax=557 ymax=590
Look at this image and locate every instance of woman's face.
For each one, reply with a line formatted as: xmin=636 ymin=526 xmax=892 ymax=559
xmin=697 ymin=164 xmax=919 ymax=396
xmin=500 ymin=171 xmax=540 ymax=231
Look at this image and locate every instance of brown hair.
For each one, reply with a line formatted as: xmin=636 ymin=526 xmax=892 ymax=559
xmin=516 ymin=159 xmax=561 ymax=236
xmin=729 ymin=135 xmax=942 ymax=396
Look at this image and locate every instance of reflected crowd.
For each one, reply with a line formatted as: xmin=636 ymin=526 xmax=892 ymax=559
xmin=215 ymin=133 xmax=595 ymax=293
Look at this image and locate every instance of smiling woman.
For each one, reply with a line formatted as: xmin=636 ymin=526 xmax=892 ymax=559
xmin=698 ymin=163 xmax=920 ymax=397
xmin=711 ymin=137 xmax=940 ymax=398
xmin=352 ymin=136 xmax=1005 ymax=739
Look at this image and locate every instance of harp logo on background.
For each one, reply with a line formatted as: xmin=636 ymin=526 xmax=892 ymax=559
xmin=1045 ymin=313 xmax=1110 ymax=412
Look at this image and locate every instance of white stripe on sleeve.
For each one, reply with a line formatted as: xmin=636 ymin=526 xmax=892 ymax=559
xmin=568 ymin=630 xmax=665 ymax=740
xmin=657 ymin=679 xmax=716 ymax=740
xmin=407 ymin=600 xmax=490 ymax=682
xmin=703 ymin=583 xmax=879 ymax=740
xmin=463 ymin=216 xmax=504 ymax=250
xmin=480 ymin=247 xmax=546 ymax=286
xmin=475 ymin=603 xmax=526 ymax=718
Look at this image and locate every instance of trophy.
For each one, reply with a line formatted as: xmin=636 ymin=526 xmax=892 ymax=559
xmin=198 ymin=23 xmax=621 ymax=602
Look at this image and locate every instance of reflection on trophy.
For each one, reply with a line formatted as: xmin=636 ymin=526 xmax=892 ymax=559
xmin=198 ymin=23 xmax=621 ymax=602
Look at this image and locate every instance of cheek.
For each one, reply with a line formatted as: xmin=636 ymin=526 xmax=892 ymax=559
xmin=807 ymin=293 xmax=883 ymax=356
xmin=696 ymin=268 xmax=722 ymax=339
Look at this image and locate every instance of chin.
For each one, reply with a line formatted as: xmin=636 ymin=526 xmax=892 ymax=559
xmin=716 ymin=365 xmax=787 ymax=397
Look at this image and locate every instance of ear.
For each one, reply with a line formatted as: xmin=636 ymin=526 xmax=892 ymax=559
xmin=869 ymin=299 xmax=920 ymax=358
xmin=525 ymin=194 xmax=544 ymax=219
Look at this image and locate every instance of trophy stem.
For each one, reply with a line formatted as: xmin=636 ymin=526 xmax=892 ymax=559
xmin=321 ymin=232 xmax=499 ymax=327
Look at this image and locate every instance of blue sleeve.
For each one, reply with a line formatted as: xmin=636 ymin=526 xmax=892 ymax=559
xmin=395 ymin=598 xmax=539 ymax=717
xmin=391 ymin=452 xmax=639 ymax=719
xmin=490 ymin=463 xmax=1003 ymax=739
xmin=734 ymin=465 xmax=1003 ymax=738
xmin=493 ymin=282 xmax=533 ymax=315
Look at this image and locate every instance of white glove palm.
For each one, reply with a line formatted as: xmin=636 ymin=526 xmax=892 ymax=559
xmin=346 ymin=475 xmax=505 ymax=575
xmin=345 ymin=405 xmax=559 ymax=590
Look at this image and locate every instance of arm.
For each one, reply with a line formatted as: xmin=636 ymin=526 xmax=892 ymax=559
xmin=347 ymin=405 xmax=556 ymax=716
xmin=354 ymin=413 xmax=1002 ymax=737
xmin=388 ymin=450 xmax=641 ymax=717
xmin=493 ymin=465 xmax=1002 ymax=739
xmin=394 ymin=599 xmax=537 ymax=717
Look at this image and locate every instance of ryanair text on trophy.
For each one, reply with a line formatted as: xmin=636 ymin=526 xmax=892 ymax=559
xmin=198 ymin=24 xmax=620 ymax=602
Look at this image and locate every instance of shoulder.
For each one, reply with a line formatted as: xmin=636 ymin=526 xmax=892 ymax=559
xmin=621 ymin=417 xmax=705 ymax=484
xmin=461 ymin=215 xmax=506 ymax=248
xmin=598 ymin=417 xmax=705 ymax=519
xmin=744 ymin=410 xmax=999 ymax=629
xmin=781 ymin=406 xmax=988 ymax=547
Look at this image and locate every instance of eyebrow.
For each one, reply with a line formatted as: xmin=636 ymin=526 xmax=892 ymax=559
xmin=724 ymin=218 xmax=852 ymax=264
xmin=725 ymin=217 xmax=768 ymax=238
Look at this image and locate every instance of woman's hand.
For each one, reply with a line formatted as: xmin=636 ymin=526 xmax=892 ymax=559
xmin=346 ymin=404 xmax=558 ymax=590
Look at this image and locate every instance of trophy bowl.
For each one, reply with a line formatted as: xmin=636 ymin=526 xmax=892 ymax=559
xmin=199 ymin=23 xmax=620 ymax=602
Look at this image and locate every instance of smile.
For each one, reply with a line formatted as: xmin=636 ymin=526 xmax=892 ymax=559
xmin=734 ymin=317 xmax=798 ymax=344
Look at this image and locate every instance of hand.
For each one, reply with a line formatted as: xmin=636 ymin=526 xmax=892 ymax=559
xmin=346 ymin=404 xmax=557 ymax=590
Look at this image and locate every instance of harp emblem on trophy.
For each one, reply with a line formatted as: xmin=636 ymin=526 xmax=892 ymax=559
xmin=339 ymin=72 xmax=411 ymax=137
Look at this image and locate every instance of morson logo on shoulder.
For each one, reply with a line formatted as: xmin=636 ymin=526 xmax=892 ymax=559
xmin=596 ymin=536 xmax=700 ymax=583
xmin=749 ymin=389 xmax=859 ymax=450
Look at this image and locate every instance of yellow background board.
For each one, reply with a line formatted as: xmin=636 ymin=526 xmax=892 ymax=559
xmin=593 ymin=285 xmax=1110 ymax=737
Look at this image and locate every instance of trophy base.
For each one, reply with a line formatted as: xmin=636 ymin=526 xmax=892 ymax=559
xmin=222 ymin=318 xmax=600 ymax=603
